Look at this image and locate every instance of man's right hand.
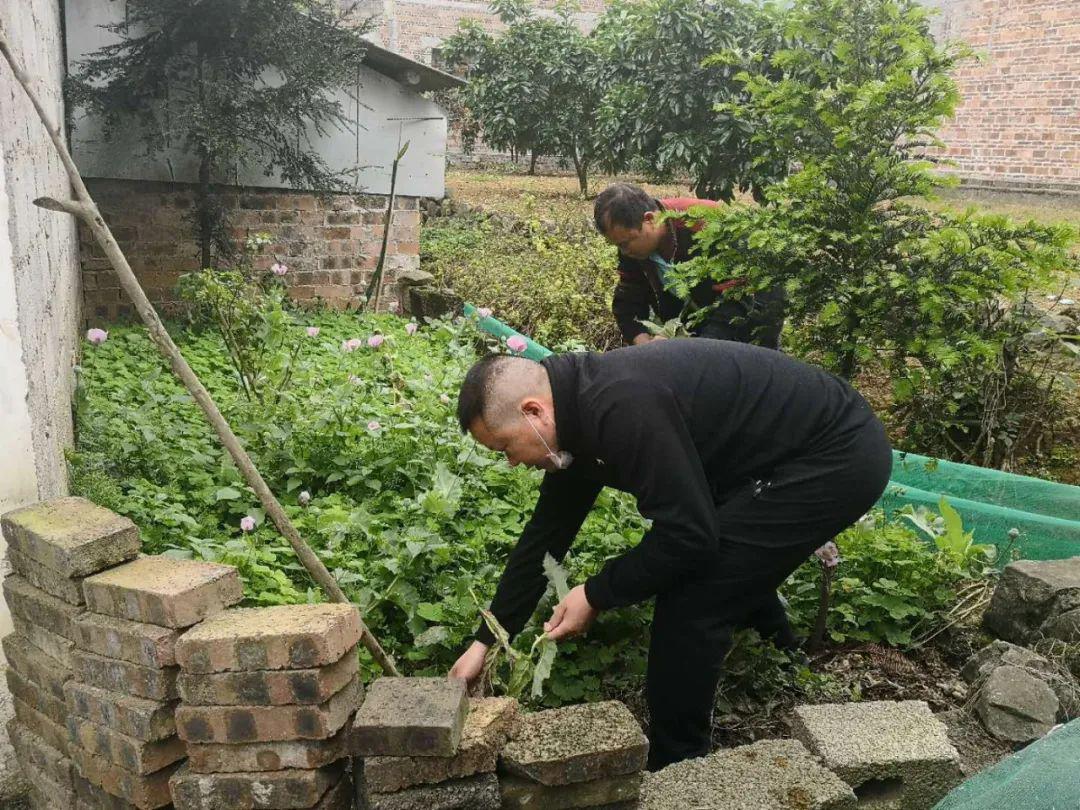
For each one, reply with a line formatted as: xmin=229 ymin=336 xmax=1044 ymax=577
xmin=449 ymin=640 xmax=489 ymax=684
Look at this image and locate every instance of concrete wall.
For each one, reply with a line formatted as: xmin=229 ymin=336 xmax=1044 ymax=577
xmin=66 ymin=0 xmax=450 ymax=199
xmin=0 ymin=0 xmax=81 ymax=798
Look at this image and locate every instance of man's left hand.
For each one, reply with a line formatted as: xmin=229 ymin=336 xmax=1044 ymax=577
xmin=544 ymin=584 xmax=598 ymax=642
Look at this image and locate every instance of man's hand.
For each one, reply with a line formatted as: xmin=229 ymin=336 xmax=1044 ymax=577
xmin=449 ymin=640 xmax=489 ymax=684
xmin=544 ymin=584 xmax=598 ymax=642
xmin=632 ymin=333 xmax=667 ymax=346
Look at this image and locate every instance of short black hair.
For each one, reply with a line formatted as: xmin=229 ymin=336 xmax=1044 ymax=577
xmin=456 ymin=354 xmax=506 ymax=433
xmin=593 ymin=183 xmax=659 ymax=233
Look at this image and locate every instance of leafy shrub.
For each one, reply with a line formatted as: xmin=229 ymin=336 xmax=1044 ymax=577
xmin=421 ymin=213 xmax=622 ymax=350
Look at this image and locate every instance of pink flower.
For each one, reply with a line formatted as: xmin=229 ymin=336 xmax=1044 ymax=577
xmin=440 ymin=393 xmax=451 ymax=405
xmin=341 ymin=338 xmax=362 ymax=352
xmin=388 ymin=301 xmax=400 ymax=314
xmin=240 ymin=516 xmax=256 ymax=532
xmin=506 ymin=335 xmax=528 ymax=353
xmin=367 ymin=420 xmax=381 ymax=432
xmin=476 ymin=307 xmax=493 ymax=319
xmin=306 ymin=326 xmax=320 ymax=338
xmin=270 ymin=262 xmax=288 ymax=276
xmin=405 ymin=322 xmax=418 ymax=336
xmin=367 ymin=334 xmax=385 ymax=349
xmin=86 ymin=328 xmax=108 ymax=345
xmin=814 ymin=541 xmax=841 ymax=568
xmin=298 ymin=491 xmax=311 ymax=506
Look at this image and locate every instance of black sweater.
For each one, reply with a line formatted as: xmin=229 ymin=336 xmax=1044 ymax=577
xmin=475 ymin=339 xmax=881 ymax=646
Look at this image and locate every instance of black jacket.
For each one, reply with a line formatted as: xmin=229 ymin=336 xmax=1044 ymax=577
xmin=475 ymin=339 xmax=881 ymax=646
xmin=612 ymin=200 xmax=785 ymax=348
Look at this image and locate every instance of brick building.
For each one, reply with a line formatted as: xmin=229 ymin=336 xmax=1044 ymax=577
xmin=364 ymin=0 xmax=1079 ymax=193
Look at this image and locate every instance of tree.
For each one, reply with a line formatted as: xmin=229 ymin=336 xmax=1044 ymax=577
xmin=589 ymin=0 xmax=781 ymax=200
xmin=67 ymin=0 xmax=371 ymax=268
xmin=441 ymin=0 xmax=600 ymax=194
xmin=668 ymin=0 xmax=1077 ymax=464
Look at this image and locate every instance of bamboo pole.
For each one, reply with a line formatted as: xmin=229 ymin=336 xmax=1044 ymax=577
xmin=0 ymin=29 xmax=400 ymax=676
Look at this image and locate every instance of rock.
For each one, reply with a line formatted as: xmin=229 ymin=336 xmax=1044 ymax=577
xmin=641 ymin=738 xmax=855 ymax=810
xmin=975 ymin=664 xmax=1059 ymax=743
xmin=983 ymin=557 xmax=1080 ymax=644
xmin=396 ymin=269 xmax=435 ymax=288
xmin=1041 ymin=607 xmax=1080 ymax=643
xmin=962 ymin=640 xmax=1080 ymax=718
xmin=406 ymin=287 xmax=462 ymax=320
xmin=499 ymin=701 xmax=648 ymax=787
xmin=791 ymin=700 xmax=961 ymax=809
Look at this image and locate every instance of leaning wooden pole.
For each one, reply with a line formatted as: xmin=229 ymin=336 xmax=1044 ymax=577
xmin=0 ymin=30 xmax=400 ymax=677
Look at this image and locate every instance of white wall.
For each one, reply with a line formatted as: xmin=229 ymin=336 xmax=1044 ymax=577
xmin=66 ymin=0 xmax=449 ymax=198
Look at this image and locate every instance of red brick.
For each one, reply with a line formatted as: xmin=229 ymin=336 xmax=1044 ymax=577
xmin=83 ymin=555 xmax=242 ymax=628
xmin=70 ymin=745 xmax=180 ymax=809
xmin=66 ymin=714 xmax=186 ymax=775
xmin=64 ymin=681 xmax=178 ymax=742
xmin=178 ymin=644 xmax=358 ymax=706
xmin=6 ymin=666 xmax=69 ymax=728
xmin=1 ymin=496 xmax=139 ymax=578
xmin=11 ymin=613 xmax=75 ymax=667
xmin=185 ymin=725 xmax=349 ymax=773
xmin=3 ymin=575 xmax=83 ymax=641
xmin=12 ymin=696 xmax=70 ymax=755
xmin=175 ymin=604 xmax=361 ymax=673
xmin=2 ymin=633 xmax=72 ymax=703
xmin=74 ymin=773 xmax=143 ymax=810
xmin=7 ymin=719 xmax=76 ymax=789
xmin=73 ymin=611 xmax=180 ymax=668
xmin=72 ymin=649 xmax=179 ymax=701
xmin=351 ymin=677 xmax=468 ymax=758
xmin=168 ymin=762 xmax=345 ymax=809
xmin=176 ymin=676 xmax=360 ymax=744
xmin=6 ymin=547 xmax=85 ymax=604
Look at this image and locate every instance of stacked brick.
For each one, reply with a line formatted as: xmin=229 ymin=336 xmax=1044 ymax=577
xmin=62 ymin=552 xmax=244 ymax=808
xmin=1 ymin=497 xmax=141 ymax=808
xmin=498 ymin=701 xmax=650 ymax=809
xmin=169 ymin=604 xmax=362 ymax=809
xmin=351 ymin=677 xmax=520 ymax=809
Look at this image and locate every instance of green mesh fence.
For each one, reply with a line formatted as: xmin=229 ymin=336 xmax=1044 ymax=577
xmin=933 ymin=719 xmax=1080 ymax=810
xmin=466 ymin=305 xmax=1080 ymax=563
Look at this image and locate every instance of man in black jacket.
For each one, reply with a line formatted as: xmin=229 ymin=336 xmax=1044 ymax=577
xmin=595 ymin=183 xmax=785 ymax=348
xmin=450 ymin=340 xmax=892 ymax=770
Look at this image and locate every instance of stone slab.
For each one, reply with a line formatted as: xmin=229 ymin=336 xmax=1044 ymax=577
xmin=975 ymin=664 xmax=1059 ymax=743
xmin=7 ymin=719 xmax=76 ymax=790
xmin=6 ymin=665 xmax=69 ymax=728
xmin=175 ymin=604 xmax=362 ymax=673
xmin=70 ymin=745 xmax=180 ymax=809
xmin=168 ymin=761 xmax=344 ymax=809
xmin=6 ymin=547 xmax=86 ymax=604
xmin=83 ymin=555 xmax=242 ymax=628
xmin=178 ymin=644 xmax=358 ymax=705
xmin=501 ymin=771 xmax=642 ymax=809
xmin=73 ymin=610 xmax=180 ymax=668
xmin=983 ymin=557 xmax=1080 ymax=643
xmin=73 ymin=648 xmax=179 ymax=701
xmin=0 ymin=496 xmax=139 ymax=578
xmin=351 ymin=676 xmax=468 ymax=757
xmin=12 ymin=696 xmax=70 ymax=756
xmin=66 ymin=713 xmax=186 ymax=775
xmin=65 ymin=680 xmax=178 ymax=742
xmin=3 ymin=574 xmax=83 ymax=641
xmin=499 ymin=700 xmax=648 ymax=786
xmin=641 ymin=738 xmax=855 ymax=810
xmin=2 ymin=632 xmax=72 ymax=703
xmin=359 ymin=772 xmax=500 ymax=810
xmin=791 ymin=701 xmax=962 ymax=810
xmin=25 ymin=772 xmax=77 ymax=810
xmin=363 ymin=697 xmax=520 ymax=793
xmin=186 ymin=725 xmax=350 ymax=773
xmin=176 ymin=675 xmax=360 ymax=744
xmin=10 ymin=613 xmax=75 ymax=667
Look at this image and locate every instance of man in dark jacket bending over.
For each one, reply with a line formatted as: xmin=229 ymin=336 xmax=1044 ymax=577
xmin=449 ymin=340 xmax=892 ymax=770
xmin=595 ymin=183 xmax=785 ymax=348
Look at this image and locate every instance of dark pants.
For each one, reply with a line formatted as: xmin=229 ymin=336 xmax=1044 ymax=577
xmin=694 ymin=286 xmax=786 ymax=350
xmin=645 ymin=416 xmax=892 ymax=770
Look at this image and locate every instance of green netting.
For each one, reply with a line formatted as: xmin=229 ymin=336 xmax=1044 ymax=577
xmin=933 ymin=719 xmax=1080 ymax=810
xmin=466 ymin=304 xmax=1080 ymax=563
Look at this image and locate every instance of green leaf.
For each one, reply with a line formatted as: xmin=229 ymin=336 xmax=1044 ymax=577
xmin=214 ymin=487 xmax=243 ymax=501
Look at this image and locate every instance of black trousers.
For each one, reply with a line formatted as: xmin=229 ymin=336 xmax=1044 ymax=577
xmin=645 ymin=416 xmax=892 ymax=771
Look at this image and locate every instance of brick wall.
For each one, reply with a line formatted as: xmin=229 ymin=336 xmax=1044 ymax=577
xmin=930 ymin=0 xmax=1080 ymax=192
xmin=80 ymin=179 xmax=421 ymax=323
